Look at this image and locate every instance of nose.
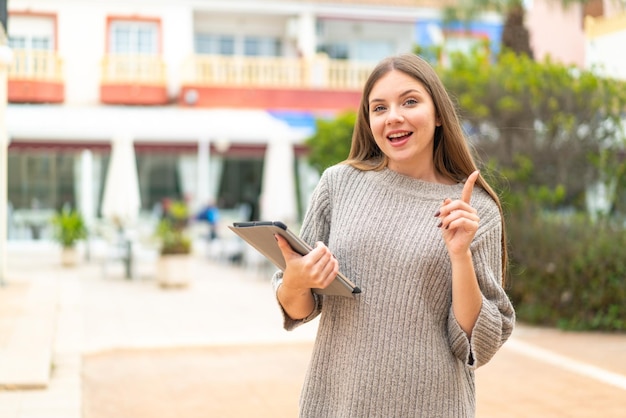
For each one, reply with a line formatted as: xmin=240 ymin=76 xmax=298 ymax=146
xmin=386 ymin=106 xmax=404 ymax=124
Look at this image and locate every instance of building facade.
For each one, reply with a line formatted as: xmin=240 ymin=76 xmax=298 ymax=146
xmin=584 ymin=2 xmax=626 ymax=80
xmin=6 ymin=0 xmax=506 ymax=240
xmin=525 ymin=0 xmax=625 ymax=69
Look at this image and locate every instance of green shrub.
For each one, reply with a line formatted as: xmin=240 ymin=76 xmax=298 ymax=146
xmin=155 ymin=200 xmax=192 ymax=255
xmin=507 ymin=210 xmax=626 ymax=331
xmin=483 ymin=157 xmax=625 ymax=332
xmin=51 ymin=208 xmax=88 ymax=248
xmin=305 ymin=111 xmax=356 ymax=174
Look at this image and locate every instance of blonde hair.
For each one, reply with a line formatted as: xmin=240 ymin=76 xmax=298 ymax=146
xmin=344 ymin=53 xmax=508 ymax=281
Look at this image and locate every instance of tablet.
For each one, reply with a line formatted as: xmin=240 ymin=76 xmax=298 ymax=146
xmin=228 ymin=221 xmax=361 ymax=298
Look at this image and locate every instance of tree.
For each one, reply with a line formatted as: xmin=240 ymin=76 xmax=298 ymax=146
xmin=500 ymin=2 xmax=533 ymax=58
xmin=439 ymin=48 xmax=626 ymax=211
xmin=305 ymin=111 xmax=356 ymax=174
xmin=436 ymin=47 xmax=626 ymax=331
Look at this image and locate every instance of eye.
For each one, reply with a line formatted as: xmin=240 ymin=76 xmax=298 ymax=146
xmin=371 ymin=104 xmax=387 ymax=113
xmin=404 ymin=98 xmax=418 ymax=106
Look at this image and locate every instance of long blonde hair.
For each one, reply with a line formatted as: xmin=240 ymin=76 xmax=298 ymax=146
xmin=344 ymin=53 xmax=508 ymax=281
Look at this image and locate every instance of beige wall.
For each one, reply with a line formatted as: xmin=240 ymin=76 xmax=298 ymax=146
xmin=585 ymin=12 xmax=626 ymax=80
xmin=526 ymin=0 xmax=586 ymax=67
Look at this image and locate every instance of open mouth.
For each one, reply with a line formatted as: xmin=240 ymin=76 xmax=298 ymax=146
xmin=387 ymin=131 xmax=412 ymax=142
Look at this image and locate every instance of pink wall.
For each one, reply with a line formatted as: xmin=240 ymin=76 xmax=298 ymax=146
xmin=526 ymin=0 xmax=586 ymax=67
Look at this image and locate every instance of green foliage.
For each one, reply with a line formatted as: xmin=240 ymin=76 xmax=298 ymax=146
xmin=437 ymin=46 xmax=626 ymax=331
xmin=51 ymin=208 xmax=88 ymax=248
xmin=439 ymin=48 xmax=626 ymax=212
xmin=484 ymin=156 xmax=566 ymax=212
xmin=507 ymin=210 xmax=626 ymax=331
xmin=305 ymin=111 xmax=356 ymax=174
xmin=486 ymin=158 xmax=625 ymax=331
xmin=166 ymin=200 xmax=189 ymax=221
xmin=414 ymin=45 xmax=442 ymax=65
xmin=155 ymin=200 xmax=192 ymax=255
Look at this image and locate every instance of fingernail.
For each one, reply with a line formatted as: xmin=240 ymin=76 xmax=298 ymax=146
xmin=434 ymin=211 xmax=440 ymax=217
xmin=437 ymin=222 xmax=443 ymax=228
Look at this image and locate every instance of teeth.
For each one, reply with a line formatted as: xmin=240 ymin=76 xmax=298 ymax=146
xmin=388 ymin=132 xmax=408 ymax=139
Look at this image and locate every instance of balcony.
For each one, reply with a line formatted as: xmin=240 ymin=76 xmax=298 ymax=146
xmin=100 ymin=54 xmax=168 ymax=105
xmin=179 ymin=54 xmax=373 ymax=111
xmin=585 ymin=12 xmax=626 ymax=39
xmin=8 ymin=49 xmax=65 ymax=104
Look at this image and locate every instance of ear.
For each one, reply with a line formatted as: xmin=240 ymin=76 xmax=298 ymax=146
xmin=435 ymin=115 xmax=442 ymax=127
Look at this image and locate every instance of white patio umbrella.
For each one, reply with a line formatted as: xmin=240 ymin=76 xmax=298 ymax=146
xmin=101 ymin=134 xmax=141 ymax=278
xmin=259 ymin=134 xmax=297 ymax=225
xmin=102 ymin=134 xmax=141 ymax=227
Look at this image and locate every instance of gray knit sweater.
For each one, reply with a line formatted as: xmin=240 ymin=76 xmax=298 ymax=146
xmin=272 ymin=164 xmax=515 ymax=418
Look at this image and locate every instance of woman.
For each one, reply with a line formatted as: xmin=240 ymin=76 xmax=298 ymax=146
xmin=273 ymin=53 xmax=515 ymax=417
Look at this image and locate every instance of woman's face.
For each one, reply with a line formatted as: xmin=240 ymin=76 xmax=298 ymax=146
xmin=368 ymin=70 xmax=441 ymax=179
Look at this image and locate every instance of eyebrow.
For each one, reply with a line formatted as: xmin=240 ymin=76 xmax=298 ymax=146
xmin=369 ymin=88 xmax=424 ymax=105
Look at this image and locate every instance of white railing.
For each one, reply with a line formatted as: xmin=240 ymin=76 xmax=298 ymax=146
xmin=101 ymin=53 xmax=167 ymax=84
xmin=9 ymin=51 xmax=374 ymax=90
xmin=9 ymin=49 xmax=63 ymax=81
xmin=182 ymin=54 xmax=374 ymax=90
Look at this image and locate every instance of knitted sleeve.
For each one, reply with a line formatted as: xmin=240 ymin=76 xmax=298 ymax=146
xmin=447 ymin=198 xmax=516 ymax=369
xmin=271 ymin=168 xmax=333 ymax=330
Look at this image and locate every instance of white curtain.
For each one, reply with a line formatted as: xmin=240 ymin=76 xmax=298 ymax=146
xmin=209 ymin=155 xmax=223 ymax=204
xmin=76 ymin=150 xmax=96 ymax=225
xmin=175 ymin=151 xmax=223 ymax=212
xmin=196 ymin=139 xmax=210 ymax=212
xmin=177 ymin=155 xmax=197 ymax=205
xmin=260 ymin=136 xmax=297 ymax=225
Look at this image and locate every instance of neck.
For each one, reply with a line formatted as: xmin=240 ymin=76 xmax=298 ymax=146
xmin=387 ymin=162 xmax=454 ymax=185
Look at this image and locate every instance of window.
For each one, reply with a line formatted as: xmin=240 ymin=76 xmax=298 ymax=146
xmin=8 ymin=152 xmax=77 ymax=210
xmin=355 ymin=40 xmax=393 ymax=62
xmin=317 ymin=43 xmax=348 ymax=59
xmin=318 ymin=41 xmax=394 ymax=62
xmin=7 ymin=14 xmax=55 ymax=51
xmin=8 ymin=30 xmax=52 ymax=52
xmin=8 ymin=36 xmax=27 ymax=49
xmin=243 ymin=36 xmax=281 ymax=57
xmin=194 ymin=33 xmax=281 ymax=57
xmin=195 ymin=34 xmax=235 ymax=55
xmin=31 ymin=36 xmax=50 ymax=50
xmin=109 ymin=20 xmax=159 ymax=54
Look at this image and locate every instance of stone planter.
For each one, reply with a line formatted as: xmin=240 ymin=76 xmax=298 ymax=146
xmin=61 ymin=247 xmax=79 ymax=267
xmin=156 ymin=254 xmax=193 ymax=289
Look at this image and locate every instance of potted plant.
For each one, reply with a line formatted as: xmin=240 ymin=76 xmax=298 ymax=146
xmin=154 ymin=199 xmax=193 ymax=288
xmin=51 ymin=207 xmax=88 ymax=267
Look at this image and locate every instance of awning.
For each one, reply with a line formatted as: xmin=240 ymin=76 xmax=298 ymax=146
xmin=6 ymin=104 xmax=309 ymax=145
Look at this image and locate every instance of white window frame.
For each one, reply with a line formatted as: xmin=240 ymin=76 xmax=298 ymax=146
xmin=109 ymin=20 xmax=159 ymax=54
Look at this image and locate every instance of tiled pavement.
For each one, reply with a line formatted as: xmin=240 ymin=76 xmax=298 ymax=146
xmin=0 ymin=240 xmax=625 ymax=417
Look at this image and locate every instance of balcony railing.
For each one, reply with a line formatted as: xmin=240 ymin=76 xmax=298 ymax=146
xmin=182 ymin=54 xmax=374 ymax=90
xmin=9 ymin=49 xmax=63 ymax=81
xmin=101 ymin=54 xmax=167 ymax=85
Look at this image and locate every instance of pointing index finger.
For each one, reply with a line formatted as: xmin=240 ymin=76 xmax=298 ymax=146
xmin=461 ymin=170 xmax=480 ymax=204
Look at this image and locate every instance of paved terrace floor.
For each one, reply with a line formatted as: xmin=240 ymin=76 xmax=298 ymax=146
xmin=0 ymin=241 xmax=625 ymax=417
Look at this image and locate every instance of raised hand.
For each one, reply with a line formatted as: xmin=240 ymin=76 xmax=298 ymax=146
xmin=435 ymin=170 xmax=481 ymax=257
